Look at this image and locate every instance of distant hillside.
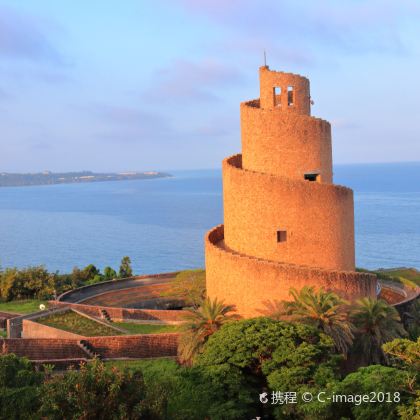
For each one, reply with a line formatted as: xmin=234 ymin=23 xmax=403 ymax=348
xmin=0 ymin=171 xmax=171 ymax=187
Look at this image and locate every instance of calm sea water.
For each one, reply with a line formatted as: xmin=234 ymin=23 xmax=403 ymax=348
xmin=0 ymin=163 xmax=419 ymax=273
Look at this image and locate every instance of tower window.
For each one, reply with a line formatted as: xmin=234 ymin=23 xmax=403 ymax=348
xmin=304 ymin=172 xmax=320 ymax=182
xmin=277 ymin=230 xmax=287 ymax=243
xmin=273 ymin=86 xmax=281 ymax=107
xmin=287 ymin=86 xmax=294 ymax=106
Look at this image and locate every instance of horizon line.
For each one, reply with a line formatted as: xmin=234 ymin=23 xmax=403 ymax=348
xmin=2 ymin=160 xmax=420 ymax=174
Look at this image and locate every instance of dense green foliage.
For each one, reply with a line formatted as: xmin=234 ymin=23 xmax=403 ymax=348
xmin=269 ymin=286 xmax=408 ymax=366
xmin=335 ymin=365 xmax=413 ymax=420
xmin=163 ymin=269 xmax=206 ymax=308
xmin=351 ymin=297 xmax=406 ymax=364
xmin=178 ymin=297 xmax=239 ymax=365
xmin=282 ymin=286 xmax=354 ymax=356
xmin=0 ymin=266 xmax=56 ymax=301
xmin=1 ymin=328 xmax=419 ymax=419
xmin=108 ymin=356 xmax=254 ymax=419
xmin=0 ymin=354 xmax=43 ymax=420
xmin=103 ymin=266 xmax=117 ymax=281
xmin=383 ymin=336 xmax=420 ymax=371
xmin=197 ymin=317 xmax=342 ymax=419
xmin=0 ymin=256 xmax=135 ymax=303
xmin=40 ymin=359 xmax=162 ymax=419
xmin=402 ymin=299 xmax=420 ymax=340
xmin=383 ymin=337 xmax=420 ymax=419
xmin=119 ymin=256 xmax=133 ymax=278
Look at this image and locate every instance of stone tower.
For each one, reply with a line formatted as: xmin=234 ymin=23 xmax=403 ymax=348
xmin=205 ymin=66 xmax=377 ymax=318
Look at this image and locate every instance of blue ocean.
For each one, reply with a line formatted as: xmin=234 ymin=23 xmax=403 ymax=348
xmin=0 ymin=162 xmax=419 ymax=273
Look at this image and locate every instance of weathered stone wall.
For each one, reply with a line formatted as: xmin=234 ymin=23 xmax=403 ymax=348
xmin=58 ymin=272 xmax=178 ymax=303
xmin=87 ymin=334 xmax=178 ymax=359
xmin=1 ymin=334 xmax=179 ymax=361
xmin=80 ymin=283 xmax=180 ymax=309
xmin=223 ymin=155 xmax=355 ymax=271
xmin=22 ymin=319 xmax=85 ymax=339
xmin=52 ymin=301 xmax=185 ymax=322
xmin=1 ymin=338 xmax=89 ymax=360
xmin=206 ymin=225 xmax=376 ymax=318
xmin=7 ymin=307 xmax=69 ymax=338
xmin=241 ymin=102 xmax=332 ymax=183
xmin=259 ymin=66 xmax=311 ymax=115
xmin=0 ymin=311 xmax=18 ymax=329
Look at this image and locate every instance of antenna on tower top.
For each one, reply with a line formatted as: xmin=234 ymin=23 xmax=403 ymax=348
xmin=263 ymin=50 xmax=267 ymax=66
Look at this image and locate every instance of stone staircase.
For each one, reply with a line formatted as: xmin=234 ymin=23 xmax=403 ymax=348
xmin=100 ymin=309 xmax=112 ymax=322
xmin=78 ymin=339 xmax=102 ymax=359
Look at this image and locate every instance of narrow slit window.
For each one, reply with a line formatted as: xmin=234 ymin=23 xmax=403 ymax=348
xmin=304 ymin=172 xmax=319 ymax=182
xmin=273 ymin=86 xmax=281 ymax=107
xmin=277 ymin=230 xmax=287 ymax=243
xmin=287 ymin=86 xmax=294 ymax=106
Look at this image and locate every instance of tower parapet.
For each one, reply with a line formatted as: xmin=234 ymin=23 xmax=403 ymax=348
xmin=205 ymin=66 xmax=377 ymax=318
xmin=242 ymin=66 xmax=332 ymax=183
xmin=259 ymin=66 xmax=311 ymax=115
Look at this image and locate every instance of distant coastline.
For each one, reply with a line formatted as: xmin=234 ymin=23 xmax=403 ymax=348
xmin=0 ymin=171 xmax=172 ymax=187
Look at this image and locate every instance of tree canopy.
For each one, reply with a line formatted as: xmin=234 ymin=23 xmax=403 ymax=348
xmin=118 ymin=256 xmax=133 ymax=278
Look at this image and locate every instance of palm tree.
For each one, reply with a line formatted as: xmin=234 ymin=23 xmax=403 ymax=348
xmin=282 ymin=286 xmax=354 ymax=356
xmin=351 ymin=297 xmax=407 ymax=364
xmin=178 ymin=297 xmax=240 ymax=365
xmin=258 ymin=299 xmax=286 ymax=320
xmin=402 ymin=299 xmax=420 ymax=340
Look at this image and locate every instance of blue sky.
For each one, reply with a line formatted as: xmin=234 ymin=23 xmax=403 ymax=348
xmin=0 ymin=0 xmax=419 ymax=172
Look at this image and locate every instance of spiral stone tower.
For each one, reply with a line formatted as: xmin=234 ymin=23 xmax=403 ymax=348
xmin=205 ymin=66 xmax=377 ymax=318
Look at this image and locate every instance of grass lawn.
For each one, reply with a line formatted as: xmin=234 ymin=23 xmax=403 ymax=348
xmin=160 ymin=268 xmax=205 ymax=305
xmin=105 ymin=357 xmax=178 ymax=373
xmin=114 ymin=322 xmax=181 ymax=334
xmin=358 ymin=267 xmax=420 ymax=288
xmin=0 ymin=299 xmax=48 ymax=314
xmin=379 ymin=268 xmax=420 ymax=286
xmin=38 ymin=310 xmax=122 ymax=336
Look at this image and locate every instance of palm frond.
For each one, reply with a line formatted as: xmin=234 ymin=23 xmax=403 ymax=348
xmin=282 ymin=286 xmax=354 ymax=356
xmin=351 ymin=298 xmax=407 ymax=364
xmin=177 ymin=297 xmax=239 ymax=365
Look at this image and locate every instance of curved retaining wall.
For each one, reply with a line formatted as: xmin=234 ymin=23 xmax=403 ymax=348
xmin=79 ymin=283 xmax=184 ymax=310
xmin=205 ymin=225 xmax=377 ymax=318
xmin=223 ymin=154 xmax=355 ymax=271
xmin=58 ymin=272 xmax=179 ymax=303
xmin=52 ymin=301 xmax=185 ymax=323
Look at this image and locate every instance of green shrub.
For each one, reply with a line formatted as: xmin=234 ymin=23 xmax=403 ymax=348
xmin=0 ymin=354 xmax=43 ymax=420
xmin=336 ymin=365 xmax=412 ymax=420
xmin=163 ymin=269 xmax=205 ymax=308
xmin=134 ymin=356 xmax=254 ymax=419
xmin=197 ymin=317 xmax=342 ymax=419
xmin=40 ymin=359 xmax=162 ymax=419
